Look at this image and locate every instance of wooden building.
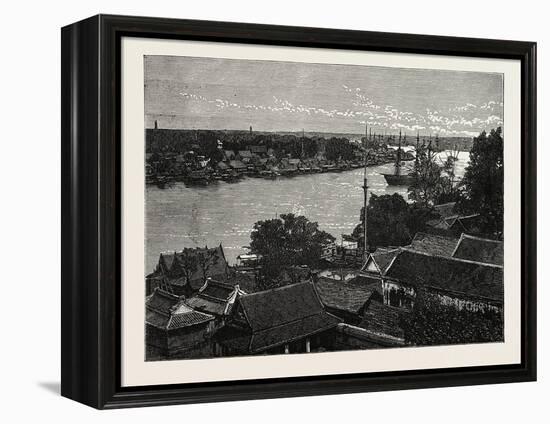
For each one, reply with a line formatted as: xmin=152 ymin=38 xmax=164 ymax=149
xmin=382 ymin=249 xmax=503 ymax=313
xmin=145 ymin=289 xmax=215 ymax=360
xmin=214 ymin=282 xmax=342 ymax=356
xmin=185 ymin=278 xmax=246 ymax=330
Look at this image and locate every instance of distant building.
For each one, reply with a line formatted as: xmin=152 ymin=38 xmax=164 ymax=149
xmin=146 ymin=245 xmax=230 ymax=297
xmin=214 ymin=282 xmax=342 ymax=355
xmin=235 ymin=253 xmax=261 ymax=269
xmin=236 ymin=150 xmax=253 ymax=163
xmin=247 ymin=145 xmax=268 ymax=156
xmin=228 ymin=160 xmax=247 ymax=171
xmin=145 ymin=289 xmax=215 ymax=360
xmin=426 ymin=202 xmax=485 ymax=237
xmin=224 ymin=150 xmax=236 ymax=160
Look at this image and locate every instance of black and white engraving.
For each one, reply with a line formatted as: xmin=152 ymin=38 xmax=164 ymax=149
xmin=144 ymin=55 xmax=504 ymax=361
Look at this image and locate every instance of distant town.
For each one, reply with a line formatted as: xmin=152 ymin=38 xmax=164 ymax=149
xmin=145 ymin=124 xmax=504 ymax=361
xmin=145 ymin=122 xmax=475 ymax=187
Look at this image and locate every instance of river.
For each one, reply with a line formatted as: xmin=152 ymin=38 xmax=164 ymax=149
xmin=145 ymin=150 xmax=469 ymax=271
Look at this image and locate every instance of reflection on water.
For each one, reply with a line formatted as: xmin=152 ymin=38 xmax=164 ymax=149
xmin=146 ymin=151 xmax=469 ymax=271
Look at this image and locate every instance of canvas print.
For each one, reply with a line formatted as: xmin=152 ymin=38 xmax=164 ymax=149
xmin=144 ymin=56 xmax=504 ymax=361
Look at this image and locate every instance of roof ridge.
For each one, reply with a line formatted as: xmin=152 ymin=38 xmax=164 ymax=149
xmin=413 ymin=231 xmax=459 ymax=241
xmin=461 ymin=233 xmax=503 ymax=243
xmin=241 ymin=280 xmax=311 ymax=299
xmin=398 ymin=248 xmax=503 ymax=269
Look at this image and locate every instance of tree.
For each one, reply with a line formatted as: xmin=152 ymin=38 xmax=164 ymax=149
xmin=435 ymin=151 xmax=462 ymax=204
xmin=250 ymin=214 xmax=335 ymax=280
xmin=407 ymin=142 xmax=450 ymax=206
xmin=351 ymin=194 xmax=435 ymax=249
xmin=458 ymin=127 xmax=504 ymax=236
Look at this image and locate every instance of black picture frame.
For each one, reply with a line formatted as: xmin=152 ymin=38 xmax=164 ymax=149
xmin=61 ymin=14 xmax=537 ymax=409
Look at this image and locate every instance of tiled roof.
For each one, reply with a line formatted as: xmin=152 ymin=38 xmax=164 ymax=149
xmin=369 ymin=248 xmax=400 ymax=273
xmin=217 ymin=161 xmax=229 ymax=170
xmin=199 ymin=279 xmax=237 ymax=300
xmin=229 ymin=160 xmax=247 ymax=169
xmin=408 ymin=232 xmax=459 ymax=257
xmin=385 ymin=249 xmax=503 ymax=302
xmin=359 ymin=299 xmax=407 ymax=340
xmin=452 ymin=234 xmax=503 ymax=266
xmin=185 ymin=279 xmax=244 ymax=316
xmin=433 ymin=202 xmax=458 ymax=219
xmin=238 ymin=282 xmax=327 ymax=332
xmin=215 ymin=282 xmax=343 ymax=353
xmin=186 ymin=296 xmax=228 ymax=316
xmin=450 ymin=214 xmax=483 ymax=232
xmin=249 ymin=313 xmax=340 ymax=353
xmin=167 ymin=303 xmax=213 ymax=329
xmin=146 ymin=309 xmax=169 ymax=328
xmin=146 ymin=289 xmax=180 ymax=315
xmin=215 ymin=297 xmax=341 ymax=353
xmin=145 ymin=289 xmax=214 ymax=330
xmin=314 ymin=278 xmax=375 ymax=314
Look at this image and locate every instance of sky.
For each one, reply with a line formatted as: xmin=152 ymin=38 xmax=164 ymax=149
xmin=144 ymin=55 xmax=504 ymax=137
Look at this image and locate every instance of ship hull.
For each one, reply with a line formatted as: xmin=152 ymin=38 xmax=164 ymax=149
xmin=382 ymin=173 xmax=414 ymax=186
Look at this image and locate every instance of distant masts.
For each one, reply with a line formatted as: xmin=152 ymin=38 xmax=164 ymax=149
xmin=362 ymin=155 xmax=369 ymax=257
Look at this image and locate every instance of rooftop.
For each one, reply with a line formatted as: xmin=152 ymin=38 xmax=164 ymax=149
xmin=433 ymin=202 xmax=458 ymax=219
xmin=185 ymin=278 xmax=245 ymax=317
xmin=314 ymin=278 xmax=376 ymax=314
xmin=217 ymin=282 xmax=342 ymax=353
xmin=363 ymin=248 xmax=400 ymax=274
xmin=359 ymin=299 xmax=407 ymax=340
xmin=385 ymin=249 xmax=503 ymax=303
xmin=408 ymin=232 xmax=459 ymax=257
xmin=145 ymin=289 xmax=214 ymax=330
xmin=452 ymin=234 xmax=503 ymax=266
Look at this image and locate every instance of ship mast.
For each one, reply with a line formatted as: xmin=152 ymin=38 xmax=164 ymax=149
xmin=395 ymin=129 xmax=402 ymax=176
xmin=363 ymin=153 xmax=369 ymax=257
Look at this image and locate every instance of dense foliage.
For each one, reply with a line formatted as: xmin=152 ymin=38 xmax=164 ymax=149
xmin=250 ymin=213 xmax=335 ymax=279
xmin=407 ymin=142 xmax=458 ymax=206
xmin=400 ymin=292 xmax=504 ymax=345
xmin=457 ymin=127 xmax=504 ymax=237
xmin=351 ymin=193 xmax=435 ymax=249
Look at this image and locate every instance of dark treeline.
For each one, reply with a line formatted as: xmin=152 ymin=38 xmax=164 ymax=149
xmin=146 ymin=128 xmax=361 ymax=162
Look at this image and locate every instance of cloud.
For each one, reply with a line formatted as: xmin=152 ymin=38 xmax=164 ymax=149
xmin=179 ymin=90 xmax=503 ymax=136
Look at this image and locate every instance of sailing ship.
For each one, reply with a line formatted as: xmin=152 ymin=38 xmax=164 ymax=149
xmin=381 ymin=130 xmax=414 ymax=186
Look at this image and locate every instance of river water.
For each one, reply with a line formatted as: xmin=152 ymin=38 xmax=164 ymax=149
xmin=145 ymin=151 xmax=469 ymax=271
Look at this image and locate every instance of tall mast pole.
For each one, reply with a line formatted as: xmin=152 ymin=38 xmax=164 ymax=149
xmin=363 ymin=154 xmax=369 ymax=258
